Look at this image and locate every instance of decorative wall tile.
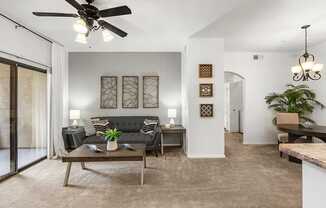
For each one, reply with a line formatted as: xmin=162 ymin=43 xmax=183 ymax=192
xmin=200 ymin=83 xmax=213 ymax=97
xmin=199 ymin=64 xmax=213 ymax=78
xmin=200 ymin=104 xmax=214 ymax=117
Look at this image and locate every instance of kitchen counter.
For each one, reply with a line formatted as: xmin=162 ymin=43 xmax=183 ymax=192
xmin=280 ymin=143 xmax=326 ymax=208
xmin=279 ymin=143 xmax=326 ymax=169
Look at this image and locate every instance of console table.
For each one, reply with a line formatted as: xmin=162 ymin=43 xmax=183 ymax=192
xmin=160 ymin=125 xmax=186 ymax=155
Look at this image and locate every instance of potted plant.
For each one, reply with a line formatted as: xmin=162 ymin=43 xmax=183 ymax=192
xmin=101 ymin=128 xmax=122 ymax=151
xmin=265 ymin=84 xmax=324 ymax=124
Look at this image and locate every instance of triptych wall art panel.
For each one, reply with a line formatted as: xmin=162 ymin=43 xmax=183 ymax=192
xmin=143 ymin=76 xmax=159 ymax=108
xmin=100 ymin=75 xmax=160 ymax=109
xmin=122 ymin=76 xmax=139 ymax=108
xmin=100 ymin=76 xmax=117 ymax=109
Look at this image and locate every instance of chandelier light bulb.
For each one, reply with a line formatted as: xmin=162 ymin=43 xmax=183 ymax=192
xmin=102 ymin=29 xmax=114 ymax=42
xmin=312 ymin=64 xmax=324 ymax=72
xmin=75 ymin=33 xmax=87 ymax=44
xmin=291 ymin=65 xmax=302 ymax=74
xmin=73 ymin=18 xmax=88 ymax=34
xmin=301 ymin=61 xmax=314 ymax=71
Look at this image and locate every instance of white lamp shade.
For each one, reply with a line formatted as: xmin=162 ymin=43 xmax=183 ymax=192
xmin=301 ymin=61 xmax=314 ymax=70
xmin=291 ymin=65 xmax=302 ymax=74
xmin=75 ymin=33 xmax=87 ymax=44
xmin=70 ymin=110 xmax=80 ymax=120
xmin=168 ymin=109 xmax=177 ymax=118
xmin=73 ymin=18 xmax=88 ymax=34
xmin=102 ymin=29 xmax=114 ymax=42
xmin=312 ymin=63 xmax=323 ymax=72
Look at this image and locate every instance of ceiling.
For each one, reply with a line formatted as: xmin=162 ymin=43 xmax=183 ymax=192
xmin=0 ymin=0 xmax=250 ymax=52
xmin=194 ymin=0 xmax=326 ymax=52
xmin=2 ymin=0 xmax=326 ymax=52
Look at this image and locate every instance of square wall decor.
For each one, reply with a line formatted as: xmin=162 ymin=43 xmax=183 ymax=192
xmin=200 ymin=84 xmax=213 ymax=97
xmin=122 ymin=76 xmax=139 ymax=108
xmin=200 ymin=104 xmax=213 ymax=117
xmin=143 ymin=76 xmax=159 ymax=108
xmin=100 ymin=76 xmax=117 ymax=109
xmin=199 ymin=64 xmax=213 ymax=78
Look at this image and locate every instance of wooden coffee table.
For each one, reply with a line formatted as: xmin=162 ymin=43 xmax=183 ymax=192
xmin=62 ymin=144 xmax=146 ymax=186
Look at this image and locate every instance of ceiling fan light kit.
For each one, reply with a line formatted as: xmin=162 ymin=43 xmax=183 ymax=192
xmin=292 ymin=25 xmax=323 ymax=81
xmin=102 ymin=29 xmax=114 ymax=42
xmin=33 ymin=0 xmax=131 ymax=44
xmin=73 ymin=18 xmax=88 ymax=34
xmin=75 ymin=33 xmax=87 ymax=44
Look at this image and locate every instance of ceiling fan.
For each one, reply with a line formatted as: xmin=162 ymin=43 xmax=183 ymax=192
xmin=33 ymin=0 xmax=132 ymax=44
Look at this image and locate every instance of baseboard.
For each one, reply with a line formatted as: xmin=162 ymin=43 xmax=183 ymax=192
xmin=187 ymin=153 xmax=225 ymax=159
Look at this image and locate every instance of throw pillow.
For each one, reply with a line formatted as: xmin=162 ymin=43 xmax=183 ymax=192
xmin=91 ymin=118 xmax=110 ymax=133
xmin=140 ymin=119 xmax=158 ymax=135
xmin=82 ymin=119 xmax=96 ymax=136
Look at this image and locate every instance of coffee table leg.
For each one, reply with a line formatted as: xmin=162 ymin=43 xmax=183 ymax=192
xmin=140 ymin=161 xmax=144 ymax=185
xmin=64 ymin=162 xmax=72 ymax=187
xmin=81 ymin=162 xmax=86 ymax=170
xmin=143 ymin=152 xmax=147 ymax=168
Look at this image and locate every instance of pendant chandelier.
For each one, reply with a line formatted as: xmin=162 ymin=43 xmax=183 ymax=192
xmin=291 ymin=25 xmax=323 ymax=81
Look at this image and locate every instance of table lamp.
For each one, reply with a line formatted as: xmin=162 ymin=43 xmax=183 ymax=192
xmin=70 ymin=110 xmax=80 ymax=127
xmin=168 ymin=109 xmax=177 ymax=128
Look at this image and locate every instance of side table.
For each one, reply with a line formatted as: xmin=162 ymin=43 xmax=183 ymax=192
xmin=62 ymin=126 xmax=85 ymax=152
xmin=160 ymin=125 xmax=186 ymax=155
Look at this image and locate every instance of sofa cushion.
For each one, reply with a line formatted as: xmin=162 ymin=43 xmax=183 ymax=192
xmin=118 ymin=132 xmax=155 ymax=146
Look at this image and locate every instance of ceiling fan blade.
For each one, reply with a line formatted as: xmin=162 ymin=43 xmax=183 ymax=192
xmin=65 ymin=0 xmax=84 ymax=11
xmin=98 ymin=20 xmax=128 ymax=37
xmin=33 ymin=12 xmax=79 ymax=17
xmin=99 ymin=6 xmax=132 ymax=17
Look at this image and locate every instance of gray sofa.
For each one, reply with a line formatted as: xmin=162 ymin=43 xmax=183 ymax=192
xmin=83 ymin=116 xmax=161 ymax=155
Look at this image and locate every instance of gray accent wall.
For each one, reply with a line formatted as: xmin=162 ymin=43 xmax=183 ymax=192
xmin=68 ymin=52 xmax=182 ymax=126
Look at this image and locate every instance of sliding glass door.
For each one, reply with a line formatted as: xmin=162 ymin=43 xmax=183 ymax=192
xmin=0 ymin=63 xmax=11 ymax=178
xmin=17 ymin=67 xmax=47 ymax=169
xmin=0 ymin=58 xmax=47 ymax=181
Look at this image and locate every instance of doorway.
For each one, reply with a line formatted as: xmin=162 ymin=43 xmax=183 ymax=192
xmin=224 ymin=71 xmax=244 ymax=134
xmin=0 ymin=58 xmax=47 ymax=181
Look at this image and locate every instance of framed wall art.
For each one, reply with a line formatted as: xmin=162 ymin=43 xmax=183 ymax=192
xmin=199 ymin=83 xmax=213 ymax=97
xmin=122 ymin=76 xmax=139 ymax=108
xmin=199 ymin=64 xmax=213 ymax=78
xmin=100 ymin=76 xmax=117 ymax=109
xmin=200 ymin=104 xmax=214 ymax=117
xmin=143 ymin=76 xmax=159 ymax=108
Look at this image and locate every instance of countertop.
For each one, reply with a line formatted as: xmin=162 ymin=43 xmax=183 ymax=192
xmin=279 ymin=144 xmax=326 ymax=169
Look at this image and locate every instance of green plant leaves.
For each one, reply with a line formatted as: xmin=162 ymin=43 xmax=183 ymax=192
xmin=102 ymin=128 xmax=122 ymax=142
xmin=265 ymin=84 xmax=325 ymax=123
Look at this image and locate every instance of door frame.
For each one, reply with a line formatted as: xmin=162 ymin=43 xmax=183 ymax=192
xmin=0 ymin=57 xmax=47 ymax=182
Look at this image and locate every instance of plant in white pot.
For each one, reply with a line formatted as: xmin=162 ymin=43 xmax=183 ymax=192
xmin=101 ymin=128 xmax=122 ymax=151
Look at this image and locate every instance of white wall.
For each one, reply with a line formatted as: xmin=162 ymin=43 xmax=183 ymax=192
xmin=0 ymin=16 xmax=51 ymax=68
xmin=225 ymin=52 xmax=293 ymax=144
xmin=182 ymin=38 xmax=225 ymax=158
xmin=69 ymin=52 xmax=182 ymax=125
